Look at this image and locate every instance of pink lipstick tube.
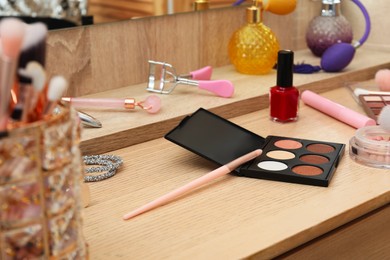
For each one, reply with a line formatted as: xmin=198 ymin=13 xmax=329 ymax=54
xmin=301 ymin=90 xmax=376 ymax=129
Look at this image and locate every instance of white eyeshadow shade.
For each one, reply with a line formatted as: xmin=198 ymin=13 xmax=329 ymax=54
xmin=266 ymin=150 xmax=295 ymax=160
xmin=257 ymin=161 xmax=288 ymax=171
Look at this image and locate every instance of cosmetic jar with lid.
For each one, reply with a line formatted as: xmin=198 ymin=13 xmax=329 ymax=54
xmin=349 ymin=126 xmax=390 ymax=169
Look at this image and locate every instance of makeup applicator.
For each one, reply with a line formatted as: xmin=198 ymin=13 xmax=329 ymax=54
xmin=0 ymin=18 xmax=25 ymax=130
xmin=14 ymin=61 xmax=47 ymax=121
xmin=123 ymin=149 xmax=262 ymax=220
xmin=62 ymin=95 xmax=162 ymax=114
xmin=12 ymin=22 xmax=47 ymax=121
xmin=375 ymin=69 xmax=390 ymax=91
xmin=44 ymin=76 xmax=68 ymax=116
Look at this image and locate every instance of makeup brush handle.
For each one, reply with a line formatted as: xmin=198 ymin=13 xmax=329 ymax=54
xmin=63 ymin=97 xmax=126 ymax=109
xmin=122 ymin=149 xmax=261 ymax=220
xmin=190 ymin=66 xmax=212 ymax=80
xmin=123 ymin=165 xmax=231 ymax=220
xmin=198 ymin=80 xmax=234 ymax=98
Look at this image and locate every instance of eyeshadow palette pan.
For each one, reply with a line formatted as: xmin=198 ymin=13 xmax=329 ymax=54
xmin=241 ymin=135 xmax=345 ymax=187
xmin=165 ymin=108 xmax=345 ymax=187
xmin=359 ymin=94 xmax=390 ymax=121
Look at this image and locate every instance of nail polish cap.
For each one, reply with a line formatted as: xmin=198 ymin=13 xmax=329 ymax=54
xmin=277 ymin=50 xmax=294 ymax=87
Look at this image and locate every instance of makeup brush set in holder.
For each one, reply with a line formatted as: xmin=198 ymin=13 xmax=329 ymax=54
xmin=0 ymin=18 xmax=88 ymax=259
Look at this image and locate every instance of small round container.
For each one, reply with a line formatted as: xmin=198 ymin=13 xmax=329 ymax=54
xmin=349 ymin=126 xmax=390 ymax=169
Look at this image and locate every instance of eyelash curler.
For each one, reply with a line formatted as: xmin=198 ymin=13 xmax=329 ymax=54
xmin=146 ymin=60 xmax=234 ymax=98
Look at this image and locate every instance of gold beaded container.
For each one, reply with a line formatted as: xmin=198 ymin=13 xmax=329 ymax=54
xmin=0 ymin=106 xmax=88 ymax=259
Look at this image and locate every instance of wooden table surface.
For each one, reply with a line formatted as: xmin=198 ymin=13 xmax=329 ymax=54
xmin=81 ymin=83 xmax=390 ymax=259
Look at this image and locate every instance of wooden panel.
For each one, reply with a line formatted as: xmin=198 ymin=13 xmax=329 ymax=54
xmin=46 ymin=6 xmax=303 ymax=97
xmin=271 ymin=205 xmax=390 ymax=259
xmin=88 ymin=0 xmax=157 ymax=23
xmin=46 ymin=7 xmax=247 ymax=96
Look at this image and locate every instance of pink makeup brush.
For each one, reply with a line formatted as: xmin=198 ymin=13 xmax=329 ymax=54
xmin=18 ymin=22 xmax=47 ymax=68
xmin=62 ymin=95 xmax=162 ymax=114
xmin=12 ymin=23 xmax=47 ymax=122
xmin=0 ymin=18 xmax=25 ymax=130
xmin=20 ymin=61 xmax=47 ymax=119
xmin=44 ymin=76 xmax=68 ymax=116
xmin=123 ymin=149 xmax=262 ymax=220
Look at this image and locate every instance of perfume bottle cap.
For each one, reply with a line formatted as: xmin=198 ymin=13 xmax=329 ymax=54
xmin=247 ymin=1 xmax=262 ymax=24
xmin=194 ymin=0 xmax=209 ymax=11
xmin=277 ymin=50 xmax=294 ymax=87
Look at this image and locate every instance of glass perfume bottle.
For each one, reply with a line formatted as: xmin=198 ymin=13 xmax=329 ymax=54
xmin=306 ymin=0 xmax=353 ymax=57
xmin=270 ymin=50 xmax=299 ymax=122
xmin=228 ymin=0 xmax=280 ymax=75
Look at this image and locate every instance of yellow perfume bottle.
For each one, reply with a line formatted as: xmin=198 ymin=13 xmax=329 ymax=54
xmin=228 ymin=0 xmax=280 ymax=75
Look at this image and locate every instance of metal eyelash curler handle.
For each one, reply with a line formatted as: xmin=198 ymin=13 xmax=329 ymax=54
xmin=147 ymin=60 xmax=234 ymax=98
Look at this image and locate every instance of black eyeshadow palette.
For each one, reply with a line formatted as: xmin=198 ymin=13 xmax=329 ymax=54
xmin=165 ymin=108 xmax=345 ymax=187
xmin=240 ymin=135 xmax=345 ymax=187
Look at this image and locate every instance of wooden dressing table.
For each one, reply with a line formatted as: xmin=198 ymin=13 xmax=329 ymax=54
xmin=79 ymin=49 xmax=390 ymax=259
xmin=43 ymin=4 xmax=390 ymax=258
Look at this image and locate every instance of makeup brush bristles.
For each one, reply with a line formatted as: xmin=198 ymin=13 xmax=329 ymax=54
xmin=0 ymin=18 xmax=26 ymax=129
xmin=19 ymin=22 xmax=48 ymax=69
xmin=0 ymin=18 xmax=26 ymax=60
xmin=44 ymin=76 xmax=68 ymax=116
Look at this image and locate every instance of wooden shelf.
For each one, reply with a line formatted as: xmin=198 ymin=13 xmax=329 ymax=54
xmin=78 ymin=48 xmax=390 ymax=155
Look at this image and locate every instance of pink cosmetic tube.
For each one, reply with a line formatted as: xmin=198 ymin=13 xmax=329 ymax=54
xmin=301 ymin=90 xmax=376 ymax=129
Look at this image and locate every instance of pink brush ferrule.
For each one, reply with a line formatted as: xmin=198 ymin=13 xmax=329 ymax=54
xmin=190 ymin=66 xmax=213 ymax=80
xmin=198 ymin=80 xmax=234 ymax=98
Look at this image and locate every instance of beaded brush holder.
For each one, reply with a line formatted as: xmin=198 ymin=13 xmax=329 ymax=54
xmin=0 ymin=105 xmax=88 ymax=259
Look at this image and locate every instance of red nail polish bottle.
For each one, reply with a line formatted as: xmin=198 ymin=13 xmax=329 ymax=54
xmin=270 ymin=50 xmax=299 ymax=122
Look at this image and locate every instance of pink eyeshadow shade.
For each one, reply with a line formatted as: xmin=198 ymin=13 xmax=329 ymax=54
xmin=306 ymin=143 xmax=335 ymax=154
xmin=274 ymin=140 xmax=302 ymax=149
xmin=367 ymin=102 xmax=385 ymax=108
xmin=292 ymin=165 xmax=323 ymax=176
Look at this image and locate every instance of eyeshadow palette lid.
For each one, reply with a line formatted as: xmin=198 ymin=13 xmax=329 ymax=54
xmin=165 ymin=108 xmax=265 ymax=173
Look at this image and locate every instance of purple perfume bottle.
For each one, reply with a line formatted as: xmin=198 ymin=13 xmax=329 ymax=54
xmin=306 ymin=0 xmax=353 ymax=57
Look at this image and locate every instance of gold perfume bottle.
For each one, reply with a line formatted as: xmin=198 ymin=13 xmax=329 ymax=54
xmin=228 ymin=0 xmax=279 ymax=75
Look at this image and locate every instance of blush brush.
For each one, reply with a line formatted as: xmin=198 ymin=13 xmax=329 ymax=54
xmin=123 ymin=149 xmax=262 ymax=220
xmin=12 ymin=22 xmax=47 ymax=122
xmin=0 ymin=18 xmax=25 ymax=130
xmin=44 ymin=76 xmax=68 ymax=116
